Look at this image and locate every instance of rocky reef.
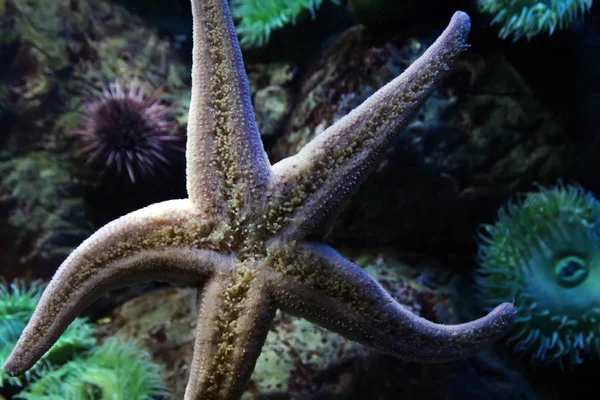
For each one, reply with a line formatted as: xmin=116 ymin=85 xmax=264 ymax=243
xmin=98 ymin=249 xmax=536 ymax=399
xmin=272 ymin=24 xmax=575 ymax=262
xmin=1 ymin=0 xmax=597 ymax=398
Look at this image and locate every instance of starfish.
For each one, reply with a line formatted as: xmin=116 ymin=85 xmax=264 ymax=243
xmin=4 ymin=1 xmax=515 ymax=399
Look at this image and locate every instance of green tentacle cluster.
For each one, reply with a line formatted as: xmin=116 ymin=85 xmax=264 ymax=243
xmin=477 ymin=0 xmax=592 ymax=40
xmin=17 ymin=338 xmax=166 ymax=400
xmin=0 ymin=280 xmax=44 ymax=320
xmin=0 ymin=281 xmax=96 ymax=387
xmin=231 ymin=0 xmax=338 ymax=48
xmin=475 ymin=184 xmax=600 ymax=365
xmin=1 ymin=280 xmax=166 ymax=398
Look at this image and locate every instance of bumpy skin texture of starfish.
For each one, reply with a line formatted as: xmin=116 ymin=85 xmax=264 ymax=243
xmin=4 ymin=1 xmax=515 ymax=399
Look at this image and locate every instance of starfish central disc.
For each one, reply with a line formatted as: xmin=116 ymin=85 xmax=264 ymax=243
xmin=4 ymin=1 xmax=515 ymax=399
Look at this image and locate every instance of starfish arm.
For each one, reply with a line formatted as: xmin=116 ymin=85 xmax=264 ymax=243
xmin=4 ymin=199 xmax=224 ymax=377
xmin=269 ymin=12 xmax=471 ymax=240
xmin=184 ymin=273 xmax=275 ymax=400
xmin=187 ymin=0 xmax=271 ymax=219
xmin=267 ymin=242 xmax=515 ymax=362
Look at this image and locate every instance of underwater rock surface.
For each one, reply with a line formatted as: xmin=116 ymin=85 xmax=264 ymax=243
xmin=0 ymin=0 xmax=295 ymax=280
xmin=1 ymin=0 xmax=596 ymax=398
xmin=0 ymin=0 xmax=191 ymax=278
xmin=0 ymin=0 xmax=190 ymax=153
xmin=273 ymin=24 xmax=575 ymax=262
xmin=99 ymin=250 xmax=535 ymax=399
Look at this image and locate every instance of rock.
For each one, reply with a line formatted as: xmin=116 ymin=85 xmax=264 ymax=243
xmin=0 ymin=1 xmax=291 ymax=278
xmin=0 ymin=0 xmax=190 ymax=154
xmin=273 ymin=25 xmax=575 ymax=263
xmin=246 ymin=62 xmax=297 ymax=138
xmin=253 ymin=85 xmax=293 ymax=138
xmin=0 ymin=0 xmax=193 ymax=278
xmin=0 ymin=152 xmax=92 ymax=279
xmin=98 ymin=249 xmax=535 ymax=399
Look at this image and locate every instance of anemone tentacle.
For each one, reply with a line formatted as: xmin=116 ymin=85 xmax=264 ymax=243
xmin=476 ymin=184 xmax=600 ymax=366
xmin=477 ymin=0 xmax=592 ymax=40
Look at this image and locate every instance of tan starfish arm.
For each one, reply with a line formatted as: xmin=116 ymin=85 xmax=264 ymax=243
xmin=269 ymin=12 xmax=470 ymax=240
xmin=267 ymin=242 xmax=515 ymax=362
xmin=184 ymin=274 xmax=275 ymax=400
xmin=4 ymin=199 xmax=224 ymax=376
xmin=187 ymin=0 xmax=271 ymax=219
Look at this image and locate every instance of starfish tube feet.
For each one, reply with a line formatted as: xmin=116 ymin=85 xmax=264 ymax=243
xmin=183 ymin=278 xmax=275 ymax=400
xmin=268 ymin=243 xmax=516 ymax=362
xmin=4 ymin=200 xmax=222 ymax=377
xmin=3 ymin=1 xmax=514 ymax=398
xmin=186 ymin=0 xmax=271 ymax=219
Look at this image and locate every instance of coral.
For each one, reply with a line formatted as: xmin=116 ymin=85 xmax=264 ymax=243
xmin=16 ymin=338 xmax=166 ymax=400
xmin=477 ymin=0 xmax=593 ymax=40
xmin=475 ymin=184 xmax=600 ymax=365
xmin=0 ymin=280 xmax=96 ymax=387
xmin=72 ymin=80 xmax=183 ymax=184
xmin=231 ymin=0 xmax=338 ymax=48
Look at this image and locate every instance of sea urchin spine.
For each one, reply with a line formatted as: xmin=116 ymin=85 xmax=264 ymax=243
xmin=72 ymin=80 xmax=184 ymax=183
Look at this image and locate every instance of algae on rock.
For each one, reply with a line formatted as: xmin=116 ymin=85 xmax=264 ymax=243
xmin=0 ymin=0 xmax=190 ymax=156
xmin=98 ymin=249 xmax=490 ymax=399
xmin=0 ymin=152 xmax=92 ymax=271
xmin=273 ymin=23 xmax=575 ymax=261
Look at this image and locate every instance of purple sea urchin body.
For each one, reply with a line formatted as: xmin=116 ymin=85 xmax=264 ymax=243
xmin=475 ymin=184 xmax=600 ymax=366
xmin=73 ymin=80 xmax=183 ymax=183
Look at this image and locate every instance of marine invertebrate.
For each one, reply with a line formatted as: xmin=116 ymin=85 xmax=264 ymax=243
xmin=0 ymin=280 xmax=44 ymax=321
xmin=475 ymin=184 xmax=600 ymax=365
xmin=16 ymin=338 xmax=165 ymax=400
xmin=72 ymin=80 xmax=183 ymax=183
xmin=0 ymin=280 xmax=96 ymax=387
xmin=477 ymin=0 xmax=593 ymax=40
xmin=4 ymin=1 xmax=515 ymax=399
xmin=231 ymin=0 xmax=337 ymax=48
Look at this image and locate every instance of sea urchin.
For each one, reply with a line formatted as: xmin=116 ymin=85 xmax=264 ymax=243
xmin=475 ymin=184 xmax=600 ymax=366
xmin=73 ymin=80 xmax=183 ymax=183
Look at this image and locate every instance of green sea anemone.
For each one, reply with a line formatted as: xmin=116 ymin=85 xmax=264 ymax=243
xmin=0 ymin=280 xmax=45 ymax=321
xmin=0 ymin=280 xmax=96 ymax=387
xmin=477 ymin=0 xmax=593 ymax=40
xmin=17 ymin=338 xmax=166 ymax=400
xmin=475 ymin=184 xmax=600 ymax=365
xmin=231 ymin=0 xmax=338 ymax=48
